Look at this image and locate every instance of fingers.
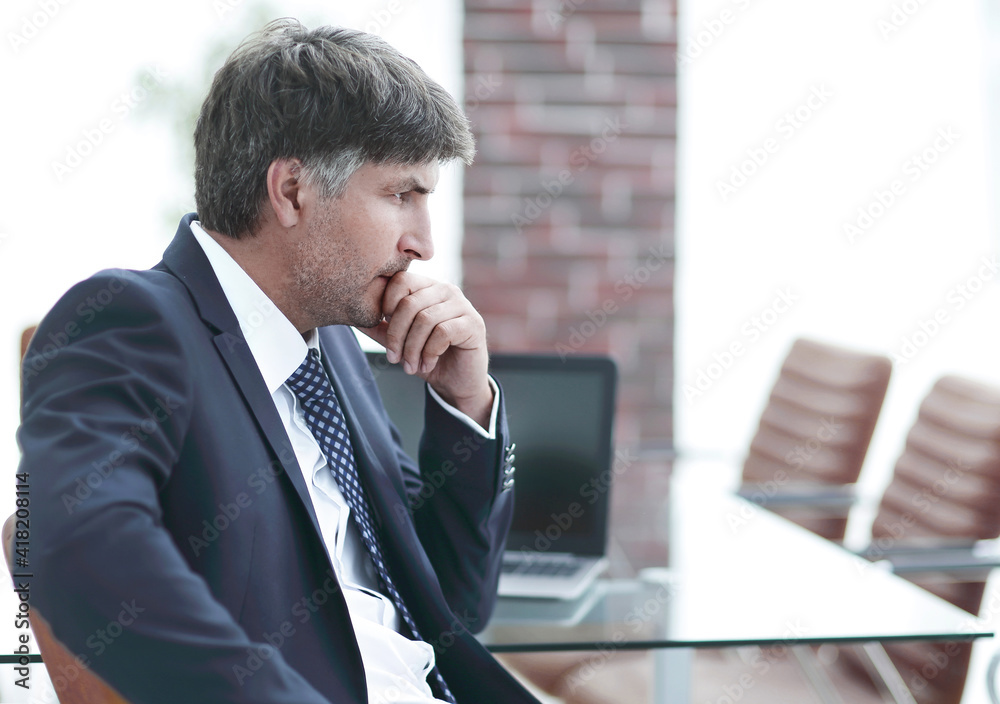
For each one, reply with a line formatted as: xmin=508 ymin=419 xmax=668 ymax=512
xmin=356 ymin=320 xmax=390 ymax=348
xmin=409 ymin=302 xmax=480 ymax=375
xmin=380 ymin=271 xmax=436 ymax=320
xmin=380 ymin=273 xmax=484 ymax=376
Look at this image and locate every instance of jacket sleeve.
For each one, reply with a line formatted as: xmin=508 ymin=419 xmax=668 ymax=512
xmin=18 ymin=272 xmax=337 ymax=704
xmin=403 ymin=380 xmax=515 ymax=631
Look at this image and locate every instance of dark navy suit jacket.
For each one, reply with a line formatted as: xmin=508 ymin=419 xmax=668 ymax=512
xmin=18 ymin=214 xmax=537 ymax=703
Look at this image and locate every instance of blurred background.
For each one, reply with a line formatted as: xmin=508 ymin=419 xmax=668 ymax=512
xmin=2 ymin=0 xmax=999 ymax=701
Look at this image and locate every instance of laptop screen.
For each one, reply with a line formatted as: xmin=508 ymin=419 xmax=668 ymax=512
xmin=365 ymin=352 xmax=617 ymax=558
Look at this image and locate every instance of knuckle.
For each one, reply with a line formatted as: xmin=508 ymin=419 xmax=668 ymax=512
xmin=394 ymin=297 xmax=416 ymax=316
xmin=384 ymin=327 xmax=403 ymax=345
xmin=414 ymin=308 xmax=436 ymax=326
xmin=434 ymin=319 xmax=460 ymax=340
xmin=426 ymin=323 xmax=449 ymax=344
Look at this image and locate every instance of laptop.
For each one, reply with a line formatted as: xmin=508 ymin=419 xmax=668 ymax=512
xmin=365 ymin=351 xmax=618 ymax=600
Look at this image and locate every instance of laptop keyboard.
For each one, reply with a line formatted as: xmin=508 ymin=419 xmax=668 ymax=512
xmin=502 ymin=556 xmax=582 ymax=577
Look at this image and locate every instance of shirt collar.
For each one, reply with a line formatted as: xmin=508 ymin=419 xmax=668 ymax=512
xmin=190 ymin=220 xmax=316 ymax=393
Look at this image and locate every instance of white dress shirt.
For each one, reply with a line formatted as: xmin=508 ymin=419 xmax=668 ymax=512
xmin=190 ymin=221 xmax=498 ymax=703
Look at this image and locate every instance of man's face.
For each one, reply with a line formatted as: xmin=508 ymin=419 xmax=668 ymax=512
xmin=291 ymin=160 xmax=439 ymax=329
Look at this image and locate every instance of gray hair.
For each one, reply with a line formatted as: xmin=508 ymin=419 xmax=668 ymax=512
xmin=194 ymin=19 xmax=475 ymax=238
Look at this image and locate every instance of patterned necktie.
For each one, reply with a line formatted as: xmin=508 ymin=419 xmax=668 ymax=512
xmin=286 ymin=349 xmax=456 ymax=703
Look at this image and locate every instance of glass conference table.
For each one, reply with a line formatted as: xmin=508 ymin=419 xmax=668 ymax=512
xmin=477 ymin=463 xmax=994 ymax=702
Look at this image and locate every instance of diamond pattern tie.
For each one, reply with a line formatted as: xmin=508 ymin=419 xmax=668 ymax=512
xmin=287 ymin=349 xmax=456 ymax=703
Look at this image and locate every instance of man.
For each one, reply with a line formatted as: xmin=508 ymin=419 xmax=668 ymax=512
xmin=18 ymin=20 xmax=539 ymax=703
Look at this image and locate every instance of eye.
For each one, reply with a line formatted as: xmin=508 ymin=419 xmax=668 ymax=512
xmin=392 ymin=191 xmax=408 ymax=202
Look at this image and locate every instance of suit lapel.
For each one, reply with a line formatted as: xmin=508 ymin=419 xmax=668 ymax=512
xmin=160 ymin=214 xmax=325 ymax=541
xmin=212 ymin=333 xmax=324 ymax=536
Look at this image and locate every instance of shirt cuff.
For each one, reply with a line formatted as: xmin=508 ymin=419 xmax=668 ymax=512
xmin=425 ymin=376 xmax=499 ymax=440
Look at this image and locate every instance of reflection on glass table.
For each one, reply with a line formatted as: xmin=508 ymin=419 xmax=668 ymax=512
xmin=478 ymin=465 xmax=993 ymax=703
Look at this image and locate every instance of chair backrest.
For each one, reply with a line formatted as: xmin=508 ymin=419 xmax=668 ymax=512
xmin=20 ymin=326 xmax=36 ymax=360
xmin=740 ymin=338 xmax=892 ymax=540
xmin=19 ymin=326 xmax=35 ymax=399
xmin=872 ymin=375 xmax=1000 ymax=549
xmin=869 ymin=374 xmax=1000 ymax=704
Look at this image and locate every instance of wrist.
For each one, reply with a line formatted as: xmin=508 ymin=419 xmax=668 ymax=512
xmin=435 ymin=380 xmax=494 ymax=429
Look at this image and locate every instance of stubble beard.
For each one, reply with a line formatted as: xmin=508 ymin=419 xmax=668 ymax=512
xmin=293 ymin=208 xmax=408 ymax=329
xmin=292 ymin=244 xmax=383 ymax=329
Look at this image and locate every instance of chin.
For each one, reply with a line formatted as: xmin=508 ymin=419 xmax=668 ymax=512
xmin=355 ymin=314 xmax=384 ymax=329
xmin=348 ymin=303 xmax=384 ymax=329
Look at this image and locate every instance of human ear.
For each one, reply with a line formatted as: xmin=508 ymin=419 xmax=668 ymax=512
xmin=266 ymin=158 xmax=305 ymax=228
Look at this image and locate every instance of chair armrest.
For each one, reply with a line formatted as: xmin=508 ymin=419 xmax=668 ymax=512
xmin=858 ymin=540 xmax=1000 ymax=579
xmin=736 ymin=483 xmax=858 ymax=511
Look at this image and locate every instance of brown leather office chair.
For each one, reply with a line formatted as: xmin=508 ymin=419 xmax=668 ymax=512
xmin=697 ymin=373 xmax=1000 ymax=704
xmin=20 ymin=326 xmax=35 ymax=360
xmin=568 ymin=371 xmax=1000 ymax=704
xmin=825 ymin=374 xmax=1000 ymax=704
xmin=502 ymin=339 xmax=894 ymax=702
xmin=739 ymin=338 xmax=892 ymax=541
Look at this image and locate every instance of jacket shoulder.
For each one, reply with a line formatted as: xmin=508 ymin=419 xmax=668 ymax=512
xmin=38 ymin=267 xmax=193 ymax=333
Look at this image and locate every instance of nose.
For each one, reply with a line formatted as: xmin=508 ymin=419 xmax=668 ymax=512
xmin=398 ymin=203 xmax=434 ymax=261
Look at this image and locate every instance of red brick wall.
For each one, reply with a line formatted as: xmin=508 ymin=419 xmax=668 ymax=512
xmin=463 ymin=0 xmax=677 ymax=569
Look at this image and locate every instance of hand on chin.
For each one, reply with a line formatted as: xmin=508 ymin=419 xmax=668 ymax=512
xmin=356 ymin=271 xmax=493 ymax=426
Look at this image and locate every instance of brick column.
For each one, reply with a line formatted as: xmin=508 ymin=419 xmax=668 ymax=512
xmin=463 ymin=0 xmax=677 ymax=569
